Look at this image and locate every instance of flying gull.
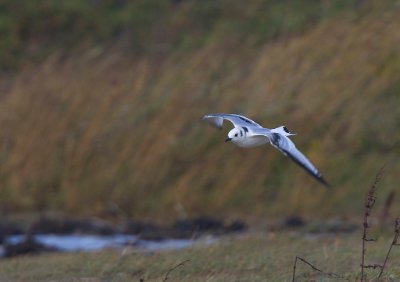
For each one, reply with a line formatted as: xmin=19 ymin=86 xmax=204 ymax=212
xmin=203 ymin=113 xmax=329 ymax=187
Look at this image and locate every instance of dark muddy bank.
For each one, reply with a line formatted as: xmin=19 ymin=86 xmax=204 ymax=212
xmin=0 ymin=214 xmax=363 ymax=258
xmin=0 ymin=215 xmax=246 ymax=258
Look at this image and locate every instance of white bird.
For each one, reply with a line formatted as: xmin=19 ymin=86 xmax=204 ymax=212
xmin=203 ymin=113 xmax=329 ymax=187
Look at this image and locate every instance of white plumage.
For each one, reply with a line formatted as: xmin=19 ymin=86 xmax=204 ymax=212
xmin=203 ymin=113 xmax=329 ymax=187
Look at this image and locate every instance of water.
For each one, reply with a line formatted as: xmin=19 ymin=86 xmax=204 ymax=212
xmin=2 ymin=234 xmax=216 ymax=254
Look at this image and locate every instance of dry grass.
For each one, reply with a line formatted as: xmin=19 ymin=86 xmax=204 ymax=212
xmin=0 ymin=4 xmax=399 ymax=219
xmin=0 ymin=231 xmax=399 ymax=281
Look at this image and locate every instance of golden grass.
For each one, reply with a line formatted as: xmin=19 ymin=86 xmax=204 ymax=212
xmin=0 ymin=6 xmax=399 ymax=218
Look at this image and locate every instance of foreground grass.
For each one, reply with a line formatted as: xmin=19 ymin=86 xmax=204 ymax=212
xmin=0 ymin=231 xmax=399 ymax=281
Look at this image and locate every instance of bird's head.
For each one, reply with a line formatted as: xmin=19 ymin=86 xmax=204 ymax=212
xmin=226 ymin=127 xmax=242 ymax=142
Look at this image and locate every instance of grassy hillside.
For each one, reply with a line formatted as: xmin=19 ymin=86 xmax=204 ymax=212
xmin=0 ymin=0 xmax=374 ymax=69
xmin=0 ymin=1 xmax=399 ymax=219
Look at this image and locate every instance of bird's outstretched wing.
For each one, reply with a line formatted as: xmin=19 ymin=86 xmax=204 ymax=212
xmin=203 ymin=113 xmax=262 ymax=129
xmin=270 ymin=133 xmax=330 ymax=187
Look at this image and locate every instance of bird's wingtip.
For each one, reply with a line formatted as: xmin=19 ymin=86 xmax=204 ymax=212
xmin=202 ymin=114 xmax=224 ymax=129
xmin=319 ymin=177 xmax=331 ymax=189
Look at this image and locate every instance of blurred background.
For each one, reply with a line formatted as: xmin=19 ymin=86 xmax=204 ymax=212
xmin=0 ymin=0 xmax=399 ymax=222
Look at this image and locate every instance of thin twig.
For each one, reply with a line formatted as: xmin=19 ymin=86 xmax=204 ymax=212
xmin=380 ymin=190 xmax=395 ymax=224
xmin=292 ymin=256 xmax=297 ymax=282
xmin=162 ymin=259 xmax=190 ymax=282
xmin=292 ymin=256 xmax=345 ymax=281
xmin=361 ymin=166 xmax=384 ymax=281
xmin=378 ymin=218 xmax=400 ymax=278
xmin=297 ymin=257 xmax=324 ymax=274
xmin=363 ymin=264 xmax=382 ymax=269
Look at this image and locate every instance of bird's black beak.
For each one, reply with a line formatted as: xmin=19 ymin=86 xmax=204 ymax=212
xmin=225 ymin=137 xmax=232 ymax=142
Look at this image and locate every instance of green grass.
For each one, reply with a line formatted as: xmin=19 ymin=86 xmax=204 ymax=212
xmin=0 ymin=230 xmax=399 ymax=281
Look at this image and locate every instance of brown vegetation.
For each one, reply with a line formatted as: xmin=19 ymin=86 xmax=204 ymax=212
xmin=0 ymin=3 xmax=399 ymax=219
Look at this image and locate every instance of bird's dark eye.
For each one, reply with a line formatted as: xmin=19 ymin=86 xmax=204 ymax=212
xmin=234 ymin=134 xmax=238 ymax=137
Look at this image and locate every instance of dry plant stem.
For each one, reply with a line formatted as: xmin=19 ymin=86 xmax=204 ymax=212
xmin=360 ymin=167 xmax=384 ymax=281
xmin=292 ymin=256 xmax=298 ymax=282
xmin=162 ymin=259 xmax=190 ymax=282
xmin=380 ymin=190 xmax=395 ymax=223
xmin=291 ymin=256 xmax=345 ymax=281
xmin=378 ymin=218 xmax=400 ymax=279
xmin=363 ymin=264 xmax=382 ymax=269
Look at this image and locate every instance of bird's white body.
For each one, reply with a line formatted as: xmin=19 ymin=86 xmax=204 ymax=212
xmin=203 ymin=113 xmax=329 ymax=187
xmin=233 ymin=135 xmax=269 ymax=148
